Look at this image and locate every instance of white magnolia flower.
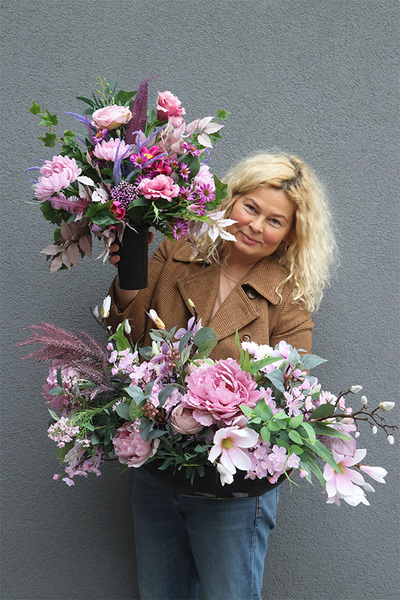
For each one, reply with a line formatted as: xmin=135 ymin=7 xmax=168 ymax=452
xmin=124 ymin=319 xmax=131 ymax=334
xmin=361 ymin=395 xmax=368 ymax=406
xmin=92 ymin=305 xmax=99 ymax=318
xmin=371 ymin=425 xmax=378 ymax=434
xmin=379 ymin=401 xmax=395 ymax=412
xmin=101 ymin=295 xmax=111 ymax=319
xmin=359 ymin=465 xmax=388 ymax=484
xmin=350 ymin=385 xmax=363 ymax=394
xmin=387 ymin=435 xmax=395 ymax=445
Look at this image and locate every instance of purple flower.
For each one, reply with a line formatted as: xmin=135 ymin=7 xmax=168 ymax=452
xmin=179 ymin=163 xmax=191 ymax=180
xmin=172 ymin=220 xmax=189 ymax=240
xmin=110 ymin=181 xmax=138 ymax=210
xmin=179 ymin=185 xmax=195 ymax=203
xmin=182 ymin=358 xmax=262 ymax=426
xmin=183 ymin=141 xmax=201 ymax=156
xmin=198 ymin=183 xmax=215 ymax=203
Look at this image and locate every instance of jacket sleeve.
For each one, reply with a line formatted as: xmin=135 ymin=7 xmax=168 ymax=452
xmin=268 ymin=289 xmax=314 ymax=354
xmin=105 ymin=239 xmax=172 ymax=340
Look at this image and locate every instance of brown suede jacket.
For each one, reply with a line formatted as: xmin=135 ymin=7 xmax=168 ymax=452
xmin=106 ymin=239 xmax=314 ymax=361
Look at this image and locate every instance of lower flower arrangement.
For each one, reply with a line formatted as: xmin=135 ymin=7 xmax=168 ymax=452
xmin=20 ymin=302 xmax=396 ymax=507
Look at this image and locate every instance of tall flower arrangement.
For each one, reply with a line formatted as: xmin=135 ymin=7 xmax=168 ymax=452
xmin=26 ymin=77 xmax=233 ymax=272
xmin=20 ymin=301 xmax=396 ymax=506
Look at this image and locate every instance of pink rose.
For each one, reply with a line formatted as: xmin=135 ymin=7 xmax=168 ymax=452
xmin=138 ymin=174 xmax=179 ymax=201
xmin=112 ymin=422 xmax=159 ymax=467
xmin=93 ymin=138 xmax=134 ymax=162
xmin=157 ymin=91 xmax=185 ymax=122
xmin=182 ymin=358 xmax=262 ymax=426
xmin=91 ymin=105 xmax=132 ymax=130
xmin=171 ymin=405 xmax=204 ymax=435
xmin=35 ymin=155 xmax=82 ymax=200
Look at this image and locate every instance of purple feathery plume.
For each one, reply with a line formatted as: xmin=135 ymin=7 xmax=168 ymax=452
xmin=125 ymin=75 xmax=160 ymax=145
xmin=49 ymin=196 xmax=90 ymax=216
xmin=19 ymin=323 xmax=114 ymax=400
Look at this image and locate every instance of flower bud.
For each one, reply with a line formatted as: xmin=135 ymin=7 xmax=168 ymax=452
xmin=124 ymin=319 xmax=131 ymax=334
xmin=350 ymin=385 xmax=363 ymax=394
xmin=152 ymin=341 xmax=159 ymax=356
xmin=387 ymin=435 xmax=395 ymax=445
xmin=360 ymin=395 xmax=367 ymax=406
xmin=379 ymin=401 xmax=395 ymax=412
xmin=92 ymin=306 xmax=100 ymax=318
xmin=188 ymin=298 xmax=195 ymax=308
xmin=362 ymin=483 xmax=375 ymax=493
xmin=147 ymin=309 xmax=165 ymax=330
xmin=101 ymin=295 xmax=111 ymax=319
xmin=372 ymin=425 xmax=377 ymax=434
xmin=355 ymin=431 xmax=361 ymax=438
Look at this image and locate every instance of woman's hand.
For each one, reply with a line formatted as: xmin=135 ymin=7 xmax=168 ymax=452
xmin=109 ymin=231 xmax=154 ymax=266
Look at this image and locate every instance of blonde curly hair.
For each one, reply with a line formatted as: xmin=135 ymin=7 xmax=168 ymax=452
xmin=193 ymin=153 xmax=337 ymax=312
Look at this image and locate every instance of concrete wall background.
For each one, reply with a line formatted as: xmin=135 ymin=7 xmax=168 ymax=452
xmin=1 ymin=1 xmax=398 ymax=599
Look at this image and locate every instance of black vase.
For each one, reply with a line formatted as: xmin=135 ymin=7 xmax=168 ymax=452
xmin=144 ymin=460 xmax=288 ymax=499
xmin=117 ymin=226 xmax=149 ymax=290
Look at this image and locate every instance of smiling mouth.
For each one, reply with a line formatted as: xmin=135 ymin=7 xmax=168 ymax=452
xmin=240 ymin=232 xmax=259 ymax=244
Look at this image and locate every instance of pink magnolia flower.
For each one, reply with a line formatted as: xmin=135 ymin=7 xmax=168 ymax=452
xmin=186 ymin=117 xmax=223 ymax=148
xmin=156 ymin=91 xmax=185 ymax=122
xmin=138 ymin=174 xmax=179 ymax=201
xmin=113 ymin=422 xmax=159 ymax=467
xmin=35 ymin=155 xmax=82 ymax=200
xmin=171 ymin=405 xmax=204 ymax=435
xmin=359 ymin=464 xmax=388 ymax=484
xmin=91 ymin=105 xmax=132 ymax=130
xmin=181 ymin=358 xmax=262 ymax=426
xmin=209 ymin=425 xmax=259 ymax=484
xmin=323 ymin=449 xmax=370 ymax=506
xmin=93 ymin=138 xmax=134 ymax=162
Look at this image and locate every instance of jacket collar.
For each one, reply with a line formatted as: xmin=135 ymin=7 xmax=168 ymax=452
xmin=173 ymin=243 xmax=286 ymax=306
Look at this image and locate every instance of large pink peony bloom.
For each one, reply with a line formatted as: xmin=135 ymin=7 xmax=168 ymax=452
xmin=113 ymin=422 xmax=159 ymax=467
xmin=91 ymin=105 xmax=132 ymax=130
xmin=35 ymin=155 xmax=82 ymax=200
xmin=181 ymin=358 xmax=262 ymax=426
xmin=156 ymin=91 xmax=185 ymax=122
xmin=138 ymin=174 xmax=179 ymax=201
xmin=93 ymin=138 xmax=134 ymax=162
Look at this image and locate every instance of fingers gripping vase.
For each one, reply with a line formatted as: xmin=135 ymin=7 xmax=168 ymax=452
xmin=117 ymin=226 xmax=149 ymax=290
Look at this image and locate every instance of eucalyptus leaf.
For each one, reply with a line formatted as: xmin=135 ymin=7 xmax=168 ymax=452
xmin=115 ymin=402 xmax=131 ymax=420
xmin=301 ymin=354 xmax=328 ymax=370
xmin=158 ymin=384 xmax=177 ymax=407
xmin=266 ymin=370 xmax=285 ymax=393
xmin=309 ymin=403 xmax=335 ymax=420
xmin=193 ymin=327 xmax=217 ymax=348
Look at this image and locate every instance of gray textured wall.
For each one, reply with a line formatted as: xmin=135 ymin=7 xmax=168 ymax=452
xmin=1 ymin=1 xmax=398 ymax=599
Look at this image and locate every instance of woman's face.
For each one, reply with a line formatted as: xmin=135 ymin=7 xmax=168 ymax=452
xmin=227 ymin=186 xmax=295 ymax=264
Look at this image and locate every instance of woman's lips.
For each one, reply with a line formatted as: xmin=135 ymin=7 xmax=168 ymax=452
xmin=240 ymin=232 xmax=259 ymax=245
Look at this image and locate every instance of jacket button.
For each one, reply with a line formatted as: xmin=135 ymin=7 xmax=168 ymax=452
xmin=246 ymin=289 xmax=257 ymax=299
xmin=241 ymin=334 xmax=251 ymax=342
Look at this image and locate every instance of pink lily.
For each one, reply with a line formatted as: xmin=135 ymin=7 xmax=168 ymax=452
xmin=209 ymin=426 xmax=259 ymax=485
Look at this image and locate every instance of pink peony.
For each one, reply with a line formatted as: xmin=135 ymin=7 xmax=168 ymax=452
xmin=35 ymin=155 xmax=82 ymax=200
xmin=138 ymin=174 xmax=179 ymax=201
xmin=181 ymin=358 xmax=262 ymax=426
xmin=113 ymin=421 xmax=159 ymax=467
xmin=91 ymin=105 xmax=132 ymax=130
xmin=156 ymin=91 xmax=185 ymax=122
xmin=171 ymin=405 xmax=204 ymax=435
xmin=93 ymin=138 xmax=134 ymax=162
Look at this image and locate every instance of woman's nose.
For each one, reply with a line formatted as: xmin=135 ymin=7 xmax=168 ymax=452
xmin=249 ymin=216 xmax=264 ymax=232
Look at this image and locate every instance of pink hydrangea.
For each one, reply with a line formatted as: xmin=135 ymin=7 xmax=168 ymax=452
xmin=35 ymin=155 xmax=82 ymax=200
xmin=93 ymin=138 xmax=134 ymax=162
xmin=138 ymin=174 xmax=179 ymax=201
xmin=113 ymin=422 xmax=159 ymax=467
xmin=156 ymin=91 xmax=185 ymax=122
xmin=181 ymin=358 xmax=262 ymax=426
xmin=91 ymin=105 xmax=132 ymax=130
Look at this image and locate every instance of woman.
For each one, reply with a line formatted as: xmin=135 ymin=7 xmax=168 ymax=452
xmin=106 ymin=153 xmax=335 ymax=600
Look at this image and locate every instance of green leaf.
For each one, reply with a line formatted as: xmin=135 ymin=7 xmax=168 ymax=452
xmin=114 ymin=90 xmax=137 ymax=105
xmin=109 ymin=323 xmax=131 ymax=351
xmin=158 ymin=384 xmax=177 ymax=407
xmin=62 ymin=130 xmax=75 ymax=145
xmin=125 ymin=386 xmax=145 ymax=402
xmin=304 ymin=439 xmax=342 ymax=474
xmin=288 ymin=430 xmax=304 ymax=445
xmin=47 ymin=386 xmax=63 ymax=396
xmin=115 ymin=402 xmax=131 ymax=420
xmin=289 ymin=414 xmax=304 ymax=428
xmin=310 ymin=423 xmax=351 ymax=440
xmin=91 ymin=432 xmax=101 ymax=445
xmin=192 ymin=337 xmax=218 ymax=359
xmin=260 ymin=426 xmax=271 ymax=443
xmin=76 ymin=95 xmax=96 ymax=108
xmin=39 ymin=133 xmax=57 ymax=147
xmin=240 ymin=404 xmax=253 ymax=418
xmin=193 ymin=327 xmax=217 ymax=348
xmin=30 ymin=101 xmax=41 ymax=115
xmin=56 ymin=367 xmax=63 ymax=388
xmin=273 ymin=411 xmax=289 ymax=420
xmin=180 ymin=345 xmax=192 ymax=365
xmin=38 ymin=110 xmax=58 ymax=127
xmin=250 ymin=356 xmax=281 ymax=375
xmin=55 ymin=440 xmax=74 ymax=459
xmin=288 ymin=348 xmax=300 ymax=367
xmin=309 ymin=403 xmax=335 ymax=420
xmin=85 ymin=202 xmax=120 ymax=227
xmin=48 ymin=409 xmax=59 ymax=421
xmin=275 ymin=438 xmax=290 ymax=450
xmin=267 ymin=420 xmax=282 ymax=432
xmin=299 ymin=421 xmax=317 ymax=444
xmin=217 ymin=109 xmax=230 ymax=120
xmin=266 ymin=370 xmax=285 ymax=393
xmin=300 ymin=454 xmax=325 ymax=485
xmin=289 ymin=444 xmax=304 ymax=455
xmin=301 ymin=354 xmax=328 ymax=370
xmin=254 ymin=400 xmax=273 ymax=421
xmin=178 ymin=331 xmax=193 ymax=354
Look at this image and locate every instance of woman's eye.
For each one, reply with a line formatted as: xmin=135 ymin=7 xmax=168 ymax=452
xmin=270 ymin=218 xmax=281 ymax=226
xmin=245 ymin=204 xmax=256 ymax=212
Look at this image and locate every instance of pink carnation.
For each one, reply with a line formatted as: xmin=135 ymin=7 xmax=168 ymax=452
xmin=181 ymin=358 xmax=262 ymax=426
xmin=93 ymin=138 xmax=134 ymax=162
xmin=91 ymin=105 xmax=132 ymax=130
xmin=156 ymin=91 xmax=185 ymax=122
xmin=112 ymin=422 xmax=159 ymax=467
xmin=35 ymin=155 xmax=82 ymax=200
xmin=138 ymin=174 xmax=179 ymax=201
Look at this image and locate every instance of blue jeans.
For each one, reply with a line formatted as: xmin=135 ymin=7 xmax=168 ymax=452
xmin=132 ymin=467 xmax=279 ymax=600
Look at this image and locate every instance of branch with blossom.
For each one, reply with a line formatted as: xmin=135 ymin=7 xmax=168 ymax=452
xmin=26 ymin=77 xmax=232 ymax=272
xmin=20 ymin=302 xmax=396 ymax=504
